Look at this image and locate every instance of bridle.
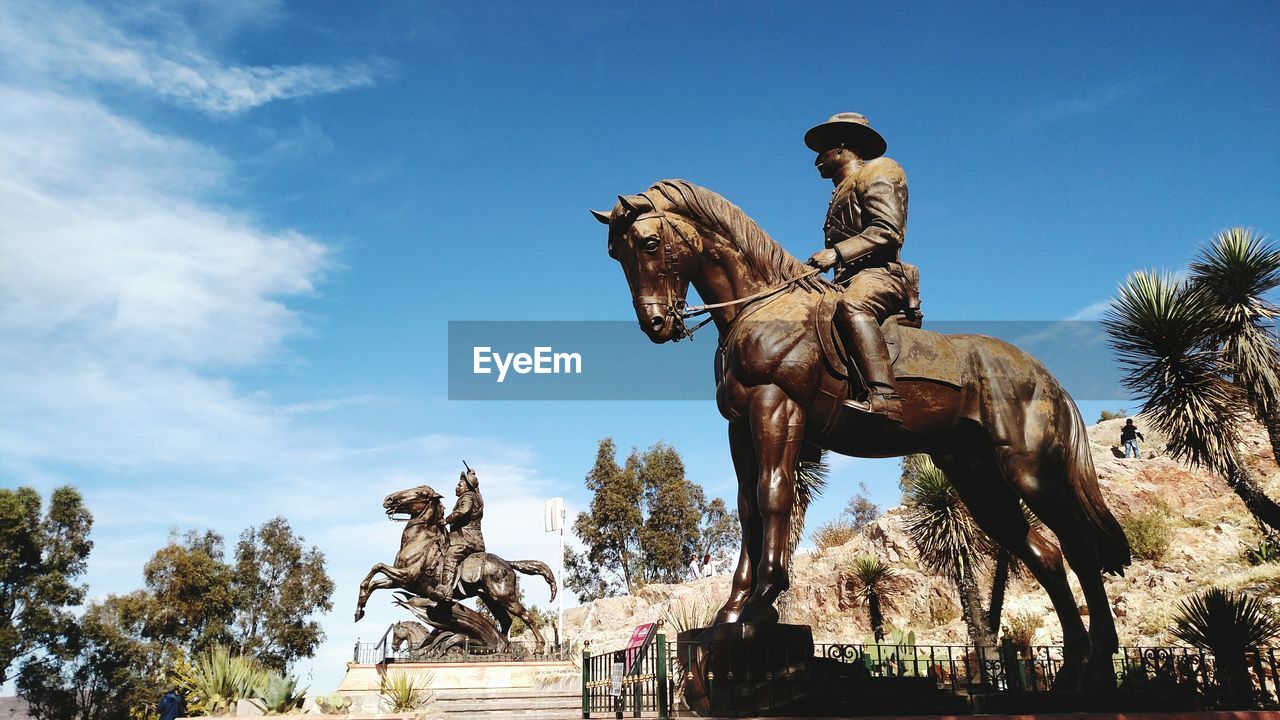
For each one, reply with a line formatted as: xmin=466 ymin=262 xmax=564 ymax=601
xmin=625 ymin=209 xmax=823 ymax=341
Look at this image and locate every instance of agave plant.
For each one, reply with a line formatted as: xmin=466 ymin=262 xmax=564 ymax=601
xmin=1188 ymin=228 xmax=1280 ymax=462
xmin=902 ymin=455 xmax=995 ymax=648
xmin=845 ymin=555 xmax=904 ymax=642
xmin=1171 ymin=587 xmax=1280 ymax=708
xmin=1105 ymin=269 xmax=1280 ymax=533
xmin=189 ymin=645 xmax=269 ymax=715
xmin=260 ymin=672 xmax=308 ymax=715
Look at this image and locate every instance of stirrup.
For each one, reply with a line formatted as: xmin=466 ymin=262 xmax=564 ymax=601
xmin=842 ymin=390 xmax=903 ymax=424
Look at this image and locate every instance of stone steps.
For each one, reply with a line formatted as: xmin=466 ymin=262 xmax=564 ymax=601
xmin=431 ymin=688 xmax=582 ymax=719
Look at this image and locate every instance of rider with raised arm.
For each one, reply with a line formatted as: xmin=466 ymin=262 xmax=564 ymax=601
xmin=804 ymin=112 xmax=919 ymax=425
xmin=433 ymin=464 xmax=485 ymax=599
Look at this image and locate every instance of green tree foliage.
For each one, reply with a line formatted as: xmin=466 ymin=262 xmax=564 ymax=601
xmin=567 ymin=439 xmax=738 ymax=601
xmin=843 ymin=481 xmax=881 ymax=532
xmin=232 ymin=517 xmax=334 ymax=671
xmin=0 ymin=486 xmax=93 ymax=685
xmin=17 ymin=598 xmax=151 ymax=720
xmin=139 ymin=529 xmax=236 ymax=652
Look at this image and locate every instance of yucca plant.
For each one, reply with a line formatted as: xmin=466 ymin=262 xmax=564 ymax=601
xmin=790 ymin=454 xmax=830 ymax=560
xmin=1171 ymin=587 xmax=1280 ymax=708
xmin=1105 ymin=269 xmax=1280 ymax=533
xmin=379 ymin=670 xmax=432 ymax=712
xmin=189 ymin=645 xmax=269 ymax=715
xmin=1188 ymin=228 xmax=1280 ymax=463
xmin=663 ymin=597 xmax=715 ymax=635
xmin=845 ymin=556 xmax=904 ymax=642
xmin=902 ymin=456 xmax=995 ymax=648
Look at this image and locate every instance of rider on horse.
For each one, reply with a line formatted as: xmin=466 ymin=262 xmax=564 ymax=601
xmin=804 ymin=112 xmax=921 ymax=426
xmin=433 ymin=465 xmax=485 ymax=598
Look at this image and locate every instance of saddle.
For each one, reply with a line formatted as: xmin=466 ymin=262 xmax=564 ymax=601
xmin=815 ymin=292 xmax=962 ymax=390
xmin=456 ymin=552 xmax=488 ymax=586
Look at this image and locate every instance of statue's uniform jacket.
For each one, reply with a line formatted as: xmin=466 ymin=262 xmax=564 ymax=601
xmin=445 ymin=490 xmax=485 ymax=554
xmin=825 ymin=156 xmax=910 ymax=318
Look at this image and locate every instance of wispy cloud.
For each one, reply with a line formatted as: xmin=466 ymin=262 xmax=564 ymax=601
xmin=0 ymin=0 xmax=383 ymax=114
xmin=1023 ymin=77 xmax=1159 ymax=125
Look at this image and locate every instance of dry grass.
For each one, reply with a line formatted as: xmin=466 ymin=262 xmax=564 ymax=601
xmin=811 ymin=519 xmax=857 ymax=551
xmin=1122 ymin=507 xmax=1173 ymax=561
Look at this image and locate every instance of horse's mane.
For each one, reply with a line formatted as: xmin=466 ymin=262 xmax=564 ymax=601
xmin=647 ymin=179 xmax=831 ymax=288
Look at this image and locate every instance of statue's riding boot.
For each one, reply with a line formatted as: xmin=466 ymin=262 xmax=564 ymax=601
xmin=837 ymin=315 xmax=903 ymax=424
xmin=431 ymin=555 xmax=460 ymax=602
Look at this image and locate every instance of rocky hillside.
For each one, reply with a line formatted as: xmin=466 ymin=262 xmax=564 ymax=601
xmin=559 ymin=416 xmax=1280 ymax=653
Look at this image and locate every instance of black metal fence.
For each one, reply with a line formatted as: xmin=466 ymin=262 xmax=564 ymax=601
xmin=582 ymin=635 xmax=670 ymax=719
xmin=353 ymin=639 xmax=574 ymax=664
xmin=583 ymin=636 xmax=1280 ymax=717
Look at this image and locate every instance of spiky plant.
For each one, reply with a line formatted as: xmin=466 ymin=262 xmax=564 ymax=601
xmin=790 ymin=454 xmax=829 ymax=560
xmin=902 ymin=456 xmax=995 ymax=648
xmin=663 ymin=597 xmax=715 ymax=635
xmin=1171 ymin=587 xmax=1280 ymax=708
xmin=845 ymin=555 xmax=904 ymax=642
xmin=1188 ymin=228 xmax=1280 ymax=463
xmin=188 ymin=645 xmax=269 ymax=715
xmin=379 ymin=670 xmax=432 ymax=712
xmin=1104 ymin=270 xmax=1280 ymax=532
xmin=259 ymin=672 xmax=307 ymax=715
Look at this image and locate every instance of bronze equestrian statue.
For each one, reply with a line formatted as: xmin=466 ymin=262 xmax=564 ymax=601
xmin=592 ymin=117 xmax=1131 ymax=689
xmin=354 ymin=477 xmax=557 ymax=653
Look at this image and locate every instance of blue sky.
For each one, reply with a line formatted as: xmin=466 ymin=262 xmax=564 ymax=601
xmin=1 ymin=0 xmax=1277 ymax=693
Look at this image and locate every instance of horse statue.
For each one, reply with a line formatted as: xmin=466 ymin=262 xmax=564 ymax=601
xmin=593 ymin=179 xmax=1131 ymax=689
xmin=354 ymin=484 xmax=558 ymax=653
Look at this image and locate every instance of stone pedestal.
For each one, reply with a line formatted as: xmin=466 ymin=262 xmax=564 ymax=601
xmin=677 ymin=622 xmax=816 ymax=716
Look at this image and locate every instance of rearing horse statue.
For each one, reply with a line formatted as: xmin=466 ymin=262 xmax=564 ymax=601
xmin=354 ymin=484 xmax=558 ymax=652
xmin=594 ymin=179 xmax=1130 ymax=689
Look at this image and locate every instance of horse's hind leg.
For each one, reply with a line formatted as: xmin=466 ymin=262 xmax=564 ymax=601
xmin=937 ymin=449 xmax=1090 ymax=690
xmin=480 ymin=595 xmax=514 ymax=636
xmin=496 ymin=595 xmax=548 ymax=653
xmin=992 ymin=444 xmax=1118 ymax=690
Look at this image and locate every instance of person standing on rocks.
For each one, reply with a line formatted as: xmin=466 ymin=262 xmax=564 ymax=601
xmin=1120 ymin=418 xmax=1145 ymax=458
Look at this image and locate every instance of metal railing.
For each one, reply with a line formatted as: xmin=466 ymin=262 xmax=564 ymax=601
xmin=581 ymin=636 xmax=1280 ymax=717
xmin=353 ymin=639 xmax=574 ymax=664
xmin=582 ymin=635 xmax=670 ymax=719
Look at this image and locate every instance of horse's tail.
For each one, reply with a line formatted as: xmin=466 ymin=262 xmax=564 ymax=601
xmin=1061 ymin=393 xmax=1131 ymax=575
xmin=511 ymin=559 xmax=558 ymax=602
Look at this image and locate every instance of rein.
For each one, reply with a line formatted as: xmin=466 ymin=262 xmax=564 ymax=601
xmin=677 ymin=266 xmax=824 ymax=340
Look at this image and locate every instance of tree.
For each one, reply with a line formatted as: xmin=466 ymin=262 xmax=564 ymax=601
xmin=843 ymin=556 xmax=903 ymax=642
xmin=231 ymin=517 xmax=334 ymax=671
xmin=17 ymin=596 xmax=153 ymax=720
xmin=567 ymin=439 xmax=735 ymax=601
xmin=1105 ymin=269 xmax=1280 ymax=533
xmin=700 ymin=498 xmax=740 ymax=565
xmin=638 ymin=442 xmax=706 ymax=584
xmin=568 ymin=439 xmax=643 ymax=598
xmin=138 ymin=529 xmax=236 ymax=652
xmin=900 ymin=456 xmax=996 ymax=648
xmin=843 ymin=481 xmax=881 ymax=532
xmin=1188 ymin=228 xmax=1280 ymax=464
xmin=0 ymin=486 xmax=93 ymax=685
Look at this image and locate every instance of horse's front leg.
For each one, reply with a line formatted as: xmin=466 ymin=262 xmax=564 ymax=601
xmin=738 ymin=385 xmax=804 ymax=625
xmin=714 ymin=420 xmax=760 ymax=625
xmin=355 ymin=563 xmax=413 ymax=621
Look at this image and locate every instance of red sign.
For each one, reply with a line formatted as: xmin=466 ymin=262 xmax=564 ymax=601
xmin=623 ymin=623 xmax=656 ymax=673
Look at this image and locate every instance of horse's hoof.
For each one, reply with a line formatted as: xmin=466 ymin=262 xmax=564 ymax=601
xmin=737 ymin=602 xmax=779 ymax=625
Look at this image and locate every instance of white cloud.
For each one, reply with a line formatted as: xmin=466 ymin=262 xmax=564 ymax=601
xmin=0 ymin=0 xmax=381 ymax=114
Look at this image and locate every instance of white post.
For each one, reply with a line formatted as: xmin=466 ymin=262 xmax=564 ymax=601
xmin=545 ymin=497 xmax=566 ymax=650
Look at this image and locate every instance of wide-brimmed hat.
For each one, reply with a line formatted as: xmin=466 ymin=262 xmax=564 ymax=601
xmin=804 ymin=112 xmax=887 ymax=158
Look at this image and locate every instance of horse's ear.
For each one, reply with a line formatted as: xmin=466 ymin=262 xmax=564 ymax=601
xmin=617 ymin=194 xmax=649 ymax=213
xmin=591 ymin=209 xmax=611 ymax=225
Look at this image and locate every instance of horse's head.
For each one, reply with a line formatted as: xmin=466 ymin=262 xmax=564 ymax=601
xmin=593 ymin=191 xmax=698 ymax=343
xmin=382 ymin=485 xmax=445 ymax=523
